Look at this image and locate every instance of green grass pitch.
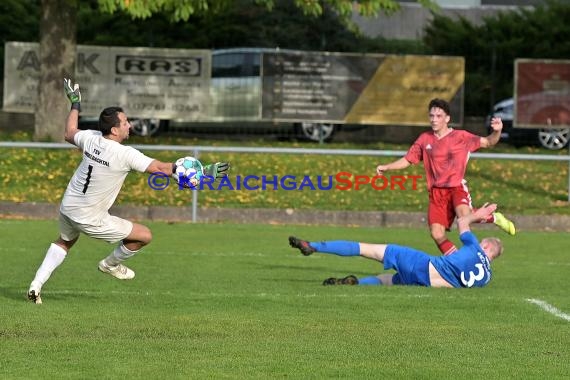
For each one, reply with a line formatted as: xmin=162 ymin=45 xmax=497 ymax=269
xmin=1 ymin=219 xmax=569 ymax=379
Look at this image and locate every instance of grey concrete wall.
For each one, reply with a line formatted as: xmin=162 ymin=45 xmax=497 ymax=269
xmin=1 ymin=201 xmax=568 ymax=232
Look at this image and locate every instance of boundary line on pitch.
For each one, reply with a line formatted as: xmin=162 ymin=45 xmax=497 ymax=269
xmin=526 ymin=298 xmax=570 ymax=322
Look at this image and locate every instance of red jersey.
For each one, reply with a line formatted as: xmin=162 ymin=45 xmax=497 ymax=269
xmin=404 ymin=129 xmax=481 ymax=189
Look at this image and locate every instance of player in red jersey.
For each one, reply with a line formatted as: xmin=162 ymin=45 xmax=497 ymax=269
xmin=376 ymin=98 xmax=515 ymax=256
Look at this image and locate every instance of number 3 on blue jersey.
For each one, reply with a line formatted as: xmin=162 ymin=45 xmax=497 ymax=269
xmin=460 ymin=263 xmax=485 ymax=287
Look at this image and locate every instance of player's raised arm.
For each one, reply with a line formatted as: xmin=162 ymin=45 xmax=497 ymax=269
xmin=63 ymin=78 xmax=82 ymax=145
xmin=480 ymin=117 xmax=503 ymax=148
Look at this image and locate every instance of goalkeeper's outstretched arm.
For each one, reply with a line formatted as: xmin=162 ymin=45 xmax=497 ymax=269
xmin=146 ymin=160 xmax=176 ymax=175
xmin=202 ymin=162 xmax=230 ymax=181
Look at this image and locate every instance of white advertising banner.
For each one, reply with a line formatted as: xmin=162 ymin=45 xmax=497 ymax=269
xmin=3 ymin=42 xmax=211 ymax=120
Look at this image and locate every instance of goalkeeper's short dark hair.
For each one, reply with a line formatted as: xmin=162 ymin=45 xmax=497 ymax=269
xmin=428 ymin=98 xmax=450 ymax=116
xmin=98 ymin=106 xmax=125 ymax=135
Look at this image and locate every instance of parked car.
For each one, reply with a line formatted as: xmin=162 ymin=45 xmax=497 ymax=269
xmin=487 ymin=98 xmax=570 ymax=150
xmin=203 ymin=47 xmax=343 ymax=142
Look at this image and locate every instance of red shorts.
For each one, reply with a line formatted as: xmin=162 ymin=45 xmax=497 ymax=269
xmin=428 ymin=184 xmax=473 ymax=229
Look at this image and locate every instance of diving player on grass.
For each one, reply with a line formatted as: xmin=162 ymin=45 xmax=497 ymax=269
xmin=289 ymin=202 xmax=503 ymax=288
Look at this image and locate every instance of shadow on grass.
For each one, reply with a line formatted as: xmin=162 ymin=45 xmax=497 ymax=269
xmin=252 ymin=261 xmax=375 ymax=282
xmin=0 ymin=286 xmax=29 ymax=302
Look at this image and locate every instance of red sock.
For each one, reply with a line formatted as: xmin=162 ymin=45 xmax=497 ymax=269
xmin=437 ymin=240 xmax=457 ymax=256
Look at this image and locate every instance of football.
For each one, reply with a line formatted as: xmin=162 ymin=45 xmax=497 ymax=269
xmin=174 ymin=156 xmax=204 ymax=188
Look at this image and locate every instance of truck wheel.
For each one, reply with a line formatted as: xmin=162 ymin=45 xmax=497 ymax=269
xmin=295 ymin=122 xmax=336 ymax=142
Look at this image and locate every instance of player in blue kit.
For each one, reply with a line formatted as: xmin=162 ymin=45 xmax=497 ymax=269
xmin=289 ymin=203 xmax=503 ymax=288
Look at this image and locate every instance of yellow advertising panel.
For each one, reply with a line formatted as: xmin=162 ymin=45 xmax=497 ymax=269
xmin=262 ymin=52 xmax=464 ymax=126
xmin=345 ymin=55 xmax=464 ymax=125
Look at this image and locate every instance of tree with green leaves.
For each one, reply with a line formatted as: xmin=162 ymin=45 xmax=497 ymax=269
xmin=36 ymin=0 xmax=436 ymax=141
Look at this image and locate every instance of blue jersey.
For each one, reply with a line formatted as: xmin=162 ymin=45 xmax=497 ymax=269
xmin=430 ymin=232 xmax=492 ymax=288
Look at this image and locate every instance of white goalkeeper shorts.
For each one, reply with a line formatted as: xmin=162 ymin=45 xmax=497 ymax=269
xmin=59 ymin=212 xmax=133 ymax=244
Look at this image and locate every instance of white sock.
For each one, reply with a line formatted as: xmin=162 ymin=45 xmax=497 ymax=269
xmin=30 ymin=243 xmax=67 ymax=291
xmin=104 ymin=244 xmax=138 ymax=267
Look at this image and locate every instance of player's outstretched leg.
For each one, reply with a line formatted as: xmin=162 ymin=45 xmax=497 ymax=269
xmin=492 ymin=212 xmax=516 ymax=236
xmin=322 ymin=275 xmax=359 ymax=286
xmin=288 ymin=236 xmax=316 ymax=256
xmin=289 ymin=237 xmax=361 ymax=257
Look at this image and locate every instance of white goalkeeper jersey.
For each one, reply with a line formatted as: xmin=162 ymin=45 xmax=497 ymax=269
xmin=60 ymin=130 xmax=153 ymax=223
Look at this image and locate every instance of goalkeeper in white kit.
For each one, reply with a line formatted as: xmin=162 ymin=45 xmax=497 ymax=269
xmin=27 ymin=79 xmax=229 ymax=304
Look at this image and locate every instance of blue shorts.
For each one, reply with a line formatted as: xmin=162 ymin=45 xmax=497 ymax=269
xmin=384 ymin=245 xmax=431 ymax=286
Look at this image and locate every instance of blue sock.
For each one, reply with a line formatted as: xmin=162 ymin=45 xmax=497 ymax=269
xmin=358 ymin=276 xmax=383 ymax=286
xmin=309 ymin=240 xmax=360 ymax=256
